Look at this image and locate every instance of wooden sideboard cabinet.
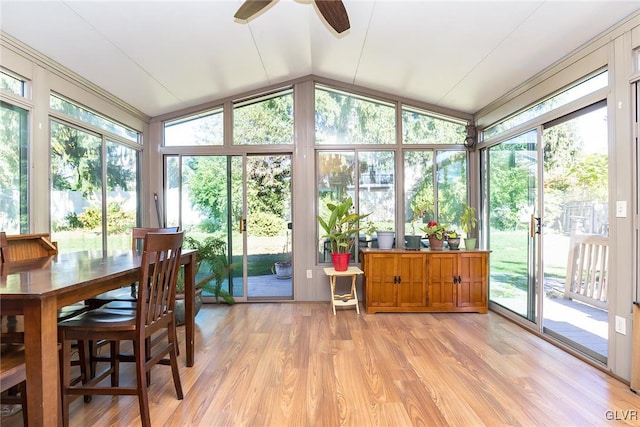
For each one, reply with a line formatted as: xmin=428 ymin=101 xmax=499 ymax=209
xmin=361 ymin=248 xmax=489 ymax=314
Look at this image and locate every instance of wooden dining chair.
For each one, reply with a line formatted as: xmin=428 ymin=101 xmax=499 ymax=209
xmin=1 ymin=343 xmax=28 ymax=426
xmin=87 ymin=226 xmax=180 ymax=309
xmin=0 ymin=231 xmax=9 ymax=264
xmin=58 ymin=231 xmax=184 ymax=427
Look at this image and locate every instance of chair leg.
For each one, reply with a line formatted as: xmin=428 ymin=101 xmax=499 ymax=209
xmin=60 ymin=334 xmax=72 ymax=427
xmin=77 ymin=340 xmax=92 ymax=403
xmin=88 ymin=340 xmax=97 ymax=379
xmin=135 ymin=338 xmax=151 ymax=427
xmin=19 ymin=381 xmax=28 ymax=427
xmin=110 ymin=341 xmax=119 ymax=387
xmin=168 ymin=322 xmax=184 ymax=399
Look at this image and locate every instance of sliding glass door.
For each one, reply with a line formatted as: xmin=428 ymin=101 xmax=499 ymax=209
xmin=541 ymin=102 xmax=609 ymax=362
xmin=485 ymin=130 xmax=538 ymax=321
xmin=240 ymin=154 xmax=293 ymax=299
xmin=484 ymin=102 xmax=610 ymax=362
xmin=166 ymin=154 xmax=293 ymax=302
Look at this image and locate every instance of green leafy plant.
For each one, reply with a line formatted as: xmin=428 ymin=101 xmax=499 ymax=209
xmin=362 ymin=221 xmax=377 ymax=237
xmin=409 ymin=205 xmax=425 ymax=235
xmin=180 ymin=235 xmax=235 ymax=304
xmin=318 ymin=197 xmax=370 ymax=254
xmin=423 ymin=221 xmax=446 ymax=240
xmin=461 ymin=205 xmax=478 ymax=236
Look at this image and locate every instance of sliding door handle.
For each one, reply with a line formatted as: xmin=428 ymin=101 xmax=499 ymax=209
xmin=530 ymin=215 xmax=541 ymax=237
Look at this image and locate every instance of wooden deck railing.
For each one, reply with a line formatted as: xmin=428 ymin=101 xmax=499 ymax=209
xmin=564 ymin=232 xmax=609 ymax=309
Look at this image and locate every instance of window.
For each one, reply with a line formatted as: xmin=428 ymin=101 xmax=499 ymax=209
xmin=315 ymin=84 xmax=471 ymax=263
xmin=164 ymin=108 xmax=223 ymax=146
xmin=50 ymin=94 xmax=140 ymax=144
xmin=484 ymin=71 xmax=608 ymax=139
xmin=402 ymin=107 xmax=467 ymax=145
xmin=105 ymin=141 xmax=139 ymax=250
xmin=403 ymin=150 xmax=467 ymax=235
xmin=358 ymin=151 xmax=396 ymax=231
xmin=404 ymin=150 xmax=434 ymax=234
xmin=50 ymin=120 xmax=104 ymax=251
xmin=435 ymin=150 xmax=467 ymax=230
xmin=1 ymin=70 xmax=26 ymax=97
xmin=315 ymin=85 xmax=395 ymax=145
xmin=233 ymin=89 xmax=294 ymax=145
xmin=50 ymin=97 xmax=141 ymax=252
xmin=0 ymin=101 xmax=29 ymax=233
xmin=317 ymin=150 xmax=395 ymax=262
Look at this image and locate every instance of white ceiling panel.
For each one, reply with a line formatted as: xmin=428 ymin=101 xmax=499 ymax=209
xmin=1 ymin=0 xmax=639 ymax=117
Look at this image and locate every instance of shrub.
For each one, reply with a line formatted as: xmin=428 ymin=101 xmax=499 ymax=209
xmin=247 ymin=212 xmax=282 ymax=237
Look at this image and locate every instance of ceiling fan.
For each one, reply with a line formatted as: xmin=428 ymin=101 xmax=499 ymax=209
xmin=234 ymin=0 xmax=351 ymax=34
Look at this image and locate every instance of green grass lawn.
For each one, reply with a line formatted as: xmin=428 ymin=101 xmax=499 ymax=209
xmin=489 ymin=229 xmax=569 ymax=302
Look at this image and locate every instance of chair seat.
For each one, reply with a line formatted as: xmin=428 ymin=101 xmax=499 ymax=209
xmin=86 ymin=286 xmax=137 ymax=309
xmin=58 ymin=308 xmax=136 ymax=332
xmin=57 ymin=302 xmax=91 ymax=321
xmin=0 ymin=343 xmax=27 ymax=425
xmin=101 ymin=300 xmax=137 ymax=310
xmin=1 ymin=344 xmax=26 ymax=389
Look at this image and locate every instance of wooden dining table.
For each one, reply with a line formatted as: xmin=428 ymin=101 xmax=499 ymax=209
xmin=0 ymin=248 xmax=197 ymax=427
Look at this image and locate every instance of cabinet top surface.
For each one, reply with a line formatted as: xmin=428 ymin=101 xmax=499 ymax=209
xmin=360 ymin=248 xmax=491 ymax=254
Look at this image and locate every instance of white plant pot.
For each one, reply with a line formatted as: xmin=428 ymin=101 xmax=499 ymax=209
xmin=273 ymin=261 xmax=292 ymax=279
xmin=376 ymin=231 xmax=395 ymax=249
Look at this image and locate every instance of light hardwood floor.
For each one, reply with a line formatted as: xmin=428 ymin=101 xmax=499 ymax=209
xmin=3 ymin=303 xmax=640 ymax=426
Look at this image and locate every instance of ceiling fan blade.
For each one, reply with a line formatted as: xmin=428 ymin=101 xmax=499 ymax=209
xmin=314 ymin=0 xmax=350 ymax=34
xmin=234 ymin=0 xmax=274 ymax=20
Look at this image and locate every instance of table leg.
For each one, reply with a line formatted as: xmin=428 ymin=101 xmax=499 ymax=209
xmin=330 ymin=276 xmax=337 ymax=315
xmin=23 ymin=297 xmax=60 ymax=427
xmin=351 ymin=274 xmax=360 ymax=314
xmin=184 ymin=252 xmax=196 ymax=367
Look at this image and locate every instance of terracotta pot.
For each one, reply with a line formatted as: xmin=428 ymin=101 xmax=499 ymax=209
xmin=331 ymin=252 xmax=350 ymax=271
xmin=428 ymin=236 xmax=444 ymax=250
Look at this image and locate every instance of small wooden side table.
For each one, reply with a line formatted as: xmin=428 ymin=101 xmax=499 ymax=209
xmin=323 ymin=266 xmax=363 ymax=315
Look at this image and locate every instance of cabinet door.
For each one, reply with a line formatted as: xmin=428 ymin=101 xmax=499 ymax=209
xmin=428 ymin=253 xmax=457 ymax=309
xmin=457 ymin=252 xmax=488 ymax=309
xmin=366 ymin=253 xmax=397 ymax=308
xmin=397 ymin=253 xmax=427 ymax=307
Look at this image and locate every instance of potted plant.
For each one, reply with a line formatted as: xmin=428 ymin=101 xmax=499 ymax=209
xmin=406 ymin=203 xmax=429 ymax=250
xmin=272 ymin=230 xmax=292 ymax=279
xmin=446 ymin=229 xmax=461 ymax=250
xmin=176 ymin=235 xmax=235 ymax=324
xmin=318 ymin=197 xmax=370 ymax=271
xmin=461 ymin=205 xmax=478 ymax=249
xmin=423 ymin=221 xmax=446 ymax=250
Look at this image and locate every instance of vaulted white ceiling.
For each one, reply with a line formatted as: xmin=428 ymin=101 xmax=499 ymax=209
xmin=1 ymin=1 xmax=639 ymax=118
